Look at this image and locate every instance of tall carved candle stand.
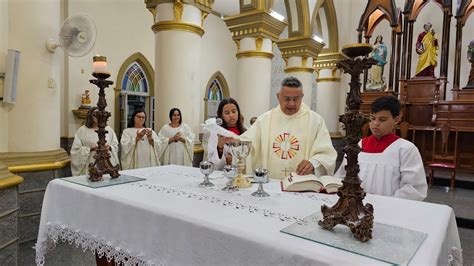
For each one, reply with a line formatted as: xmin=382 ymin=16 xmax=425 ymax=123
xmin=318 ymin=44 xmax=376 ymax=242
xmin=88 ymin=56 xmax=120 ymax=182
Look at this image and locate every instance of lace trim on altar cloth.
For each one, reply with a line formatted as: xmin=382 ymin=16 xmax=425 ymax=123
xmin=448 ymin=246 xmax=463 ymax=266
xmin=35 ymin=222 xmax=161 ymax=266
xmin=130 ymin=182 xmax=308 ymax=225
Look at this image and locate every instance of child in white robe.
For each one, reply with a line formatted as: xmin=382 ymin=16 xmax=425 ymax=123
xmin=335 ymin=96 xmax=428 ymax=201
xmin=207 ymin=98 xmax=246 ymax=170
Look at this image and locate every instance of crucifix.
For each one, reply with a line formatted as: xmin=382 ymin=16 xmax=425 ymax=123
xmin=282 ymin=167 xmax=291 ymax=177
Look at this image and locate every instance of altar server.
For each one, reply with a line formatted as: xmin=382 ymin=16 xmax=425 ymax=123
xmin=335 ymin=96 xmax=428 ymax=201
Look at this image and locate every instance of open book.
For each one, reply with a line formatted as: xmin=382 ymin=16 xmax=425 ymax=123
xmin=280 ymin=172 xmax=342 ymax=194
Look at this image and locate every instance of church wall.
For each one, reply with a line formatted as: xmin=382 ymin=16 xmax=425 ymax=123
xmin=200 ymin=14 xmax=238 ymax=122
xmin=7 ymin=0 xmax=61 ymax=152
xmin=0 ymin=0 xmax=8 ymax=152
xmin=66 ymin=0 xmax=155 ymax=137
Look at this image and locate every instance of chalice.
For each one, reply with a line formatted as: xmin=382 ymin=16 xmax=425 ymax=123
xmin=222 ymin=165 xmax=238 ymax=191
xmin=227 ymin=140 xmax=252 ymax=188
xmin=251 ymin=167 xmax=270 ymax=197
xmin=199 ymin=161 xmax=215 ymax=187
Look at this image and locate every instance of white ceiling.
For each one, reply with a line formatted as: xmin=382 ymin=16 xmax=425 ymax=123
xmin=212 ymin=0 xmax=288 ymax=19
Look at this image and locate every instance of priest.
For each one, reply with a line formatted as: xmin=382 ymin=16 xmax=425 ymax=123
xmin=240 ymin=77 xmax=337 ymax=180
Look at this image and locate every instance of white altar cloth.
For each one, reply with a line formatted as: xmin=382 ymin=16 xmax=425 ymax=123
xmin=35 ymin=165 xmax=462 ymax=265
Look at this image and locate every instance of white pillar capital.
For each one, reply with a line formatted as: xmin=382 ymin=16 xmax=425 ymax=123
xmin=147 ymin=1 xmax=207 ymax=37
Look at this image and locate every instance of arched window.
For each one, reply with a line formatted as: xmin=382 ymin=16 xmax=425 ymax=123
xmin=115 ymin=53 xmax=155 ymax=136
xmin=122 ymin=63 xmax=148 ymax=93
xmin=206 ymin=79 xmax=223 ymax=119
xmin=204 ymin=71 xmax=230 ymax=119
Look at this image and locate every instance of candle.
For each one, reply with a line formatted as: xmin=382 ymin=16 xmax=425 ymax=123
xmin=92 ymin=55 xmax=110 ymax=74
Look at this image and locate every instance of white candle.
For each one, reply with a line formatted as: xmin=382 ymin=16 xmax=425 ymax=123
xmin=92 ymin=55 xmax=110 ymax=74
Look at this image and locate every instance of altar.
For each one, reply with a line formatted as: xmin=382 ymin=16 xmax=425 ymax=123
xmin=35 ymin=165 xmax=462 ymax=265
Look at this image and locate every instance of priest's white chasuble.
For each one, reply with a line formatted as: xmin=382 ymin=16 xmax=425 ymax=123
xmin=240 ymin=104 xmax=337 ymax=180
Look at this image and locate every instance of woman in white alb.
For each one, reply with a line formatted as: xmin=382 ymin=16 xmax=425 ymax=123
xmin=70 ymin=107 xmax=120 ymax=176
xmin=121 ymin=109 xmax=164 ymax=170
xmin=158 ymin=108 xmax=195 ymax=166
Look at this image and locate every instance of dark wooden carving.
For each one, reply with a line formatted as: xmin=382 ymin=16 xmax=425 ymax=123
xmin=319 ymin=44 xmax=375 ymax=242
xmin=453 ymin=0 xmax=474 ymax=94
xmin=88 ymin=73 xmax=120 ymax=182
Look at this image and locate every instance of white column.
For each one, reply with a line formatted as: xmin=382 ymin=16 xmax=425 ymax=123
xmin=153 ymin=3 xmax=205 ymax=132
xmin=315 ymin=68 xmax=341 ymax=133
xmin=7 ymin=0 xmax=61 ymax=151
xmin=236 ymin=37 xmax=273 ymax=124
xmin=285 ymin=56 xmax=315 ymax=108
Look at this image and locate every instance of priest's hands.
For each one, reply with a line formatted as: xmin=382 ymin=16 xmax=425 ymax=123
xmin=296 ymin=159 xmax=314 ymax=175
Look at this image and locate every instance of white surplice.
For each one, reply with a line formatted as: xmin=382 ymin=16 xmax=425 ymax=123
xmin=70 ymin=125 xmax=120 ymax=176
xmin=335 ymin=138 xmax=428 ymax=201
xmin=120 ymin=128 xmax=165 ymax=170
xmin=158 ymin=123 xmax=195 ymax=166
xmin=207 ymin=132 xmax=235 ymax=170
xmin=240 ymin=103 xmax=337 ymax=180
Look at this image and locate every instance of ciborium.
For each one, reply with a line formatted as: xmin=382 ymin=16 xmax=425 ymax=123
xmin=318 ymin=43 xmax=376 ymax=242
xmin=227 ymin=140 xmax=252 ymax=188
xmin=199 ymin=161 xmax=215 ymax=187
xmin=251 ymin=168 xmax=270 ymax=197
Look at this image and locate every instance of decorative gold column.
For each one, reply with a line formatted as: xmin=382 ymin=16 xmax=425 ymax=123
xmin=145 ymin=0 xmax=213 ymax=132
xmin=225 ymin=9 xmax=286 ymax=123
xmin=277 ymin=37 xmax=324 ymax=108
xmin=314 ymin=52 xmax=344 ymax=134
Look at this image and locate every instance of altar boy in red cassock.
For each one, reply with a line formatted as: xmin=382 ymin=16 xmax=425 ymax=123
xmin=335 ymin=96 xmax=428 ymax=201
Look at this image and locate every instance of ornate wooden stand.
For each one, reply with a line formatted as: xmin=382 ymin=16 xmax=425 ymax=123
xmin=318 ymin=44 xmax=376 ymax=242
xmin=88 ymin=72 xmax=120 ymax=182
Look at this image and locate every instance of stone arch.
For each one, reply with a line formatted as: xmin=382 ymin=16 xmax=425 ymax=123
xmin=282 ymin=0 xmax=311 ymax=37
xmin=311 ymin=0 xmax=339 ymax=53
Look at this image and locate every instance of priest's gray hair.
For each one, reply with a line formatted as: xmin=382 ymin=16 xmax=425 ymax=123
xmin=280 ymin=76 xmax=302 ymax=91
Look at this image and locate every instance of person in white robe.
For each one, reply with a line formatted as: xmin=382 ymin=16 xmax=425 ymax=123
xmin=70 ymin=107 xmax=120 ymax=176
xmin=207 ymin=98 xmax=246 ymax=170
xmin=335 ymin=96 xmax=427 ymax=201
xmin=240 ymin=77 xmax=337 ymax=180
xmin=121 ymin=110 xmax=164 ymax=170
xmin=158 ymin=108 xmax=195 ymax=166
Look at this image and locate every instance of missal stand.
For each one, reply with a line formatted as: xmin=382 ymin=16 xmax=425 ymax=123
xmin=318 ymin=43 xmax=376 ymax=242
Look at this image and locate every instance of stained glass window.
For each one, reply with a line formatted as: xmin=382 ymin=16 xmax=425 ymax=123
xmin=207 ymin=79 xmax=223 ymax=118
xmin=207 ymin=79 xmax=223 ymax=100
xmin=122 ymin=62 xmax=148 ymax=93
